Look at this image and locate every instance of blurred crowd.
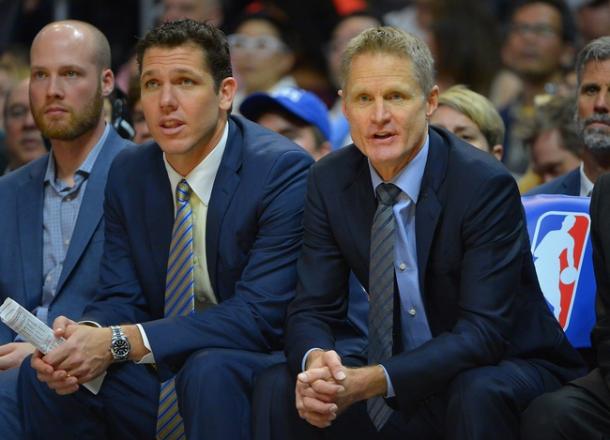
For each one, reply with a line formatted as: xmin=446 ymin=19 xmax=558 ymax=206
xmin=0 ymin=0 xmax=609 ymax=193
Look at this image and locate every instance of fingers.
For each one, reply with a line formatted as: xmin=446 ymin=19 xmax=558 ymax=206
xmin=52 ymin=316 xmax=76 ymax=338
xmin=297 ymin=366 xmax=332 ymax=385
xmin=309 ymin=379 xmax=344 ymax=397
xmin=322 ymin=350 xmax=346 ymax=381
xmin=0 ymin=343 xmax=15 ymax=356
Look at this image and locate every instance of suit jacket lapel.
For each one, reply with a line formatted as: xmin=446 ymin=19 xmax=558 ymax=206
xmin=145 ymin=147 xmax=174 ymax=279
xmin=341 ymin=154 xmax=376 ymax=288
xmin=415 ymin=128 xmax=447 ymax=291
xmin=55 ymin=130 xmax=123 ymax=294
xmin=17 ymin=157 xmax=47 ymax=306
xmin=206 ymin=118 xmax=241 ymax=296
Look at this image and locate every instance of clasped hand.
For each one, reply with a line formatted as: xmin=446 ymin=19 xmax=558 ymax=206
xmin=30 ymin=316 xmax=113 ymax=395
xmin=295 ymin=350 xmax=360 ymax=428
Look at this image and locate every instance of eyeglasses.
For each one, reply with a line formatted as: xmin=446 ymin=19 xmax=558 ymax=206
xmin=6 ymin=104 xmax=30 ymax=120
xmin=508 ymin=22 xmax=560 ymax=39
xmin=227 ymin=34 xmax=288 ymax=55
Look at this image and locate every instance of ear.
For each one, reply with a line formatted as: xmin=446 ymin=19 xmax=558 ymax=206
xmin=339 ymin=89 xmax=347 ymax=116
xmin=218 ymin=76 xmax=238 ymax=111
xmin=425 ymin=85 xmax=439 ymax=118
xmin=491 ymin=144 xmax=504 ymax=161
xmin=100 ymin=68 xmax=115 ymax=97
xmin=277 ymin=51 xmax=296 ymax=76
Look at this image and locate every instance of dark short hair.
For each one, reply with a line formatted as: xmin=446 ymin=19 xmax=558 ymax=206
xmin=509 ymin=0 xmax=576 ymax=44
xmin=136 ymin=19 xmax=232 ymax=91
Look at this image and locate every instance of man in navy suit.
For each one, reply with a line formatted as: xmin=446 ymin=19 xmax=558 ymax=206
xmin=256 ymin=27 xmax=585 ymax=440
xmin=0 ymin=21 xmax=130 ymax=440
xmin=18 ymin=19 xmax=312 ymax=440
xmin=527 ymin=37 xmax=610 ymax=197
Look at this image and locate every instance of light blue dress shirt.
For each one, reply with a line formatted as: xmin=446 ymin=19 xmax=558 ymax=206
xmin=369 ymin=135 xmax=433 ymax=397
xmin=36 ymin=124 xmax=109 ymax=325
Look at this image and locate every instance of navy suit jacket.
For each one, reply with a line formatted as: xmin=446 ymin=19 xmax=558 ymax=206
xmin=286 ymin=127 xmax=585 ymax=412
xmin=526 ymin=167 xmax=581 ymax=196
xmin=0 ymin=127 xmax=130 ymax=343
xmin=83 ymin=116 xmax=313 ymax=373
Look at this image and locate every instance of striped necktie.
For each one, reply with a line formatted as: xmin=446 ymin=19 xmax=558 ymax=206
xmin=157 ymin=179 xmax=195 ymax=440
xmin=367 ymin=182 xmax=401 ymax=431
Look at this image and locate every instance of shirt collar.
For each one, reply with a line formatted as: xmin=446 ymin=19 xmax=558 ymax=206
xmin=164 ymin=121 xmax=229 ymax=206
xmin=369 ymin=133 xmax=429 ymax=203
xmin=44 ymin=123 xmax=110 ymax=184
xmin=579 ymin=161 xmax=594 ymax=197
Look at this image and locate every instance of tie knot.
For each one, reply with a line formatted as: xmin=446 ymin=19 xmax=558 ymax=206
xmin=376 ymin=183 xmax=401 ymax=206
xmin=176 ymin=179 xmax=191 ymax=203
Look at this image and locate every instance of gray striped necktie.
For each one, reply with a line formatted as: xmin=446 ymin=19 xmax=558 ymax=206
xmin=157 ymin=179 xmax=195 ymax=440
xmin=367 ymin=182 xmax=401 ymax=431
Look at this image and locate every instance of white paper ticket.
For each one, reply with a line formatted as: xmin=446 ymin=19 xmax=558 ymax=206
xmin=0 ymin=298 xmax=105 ymax=394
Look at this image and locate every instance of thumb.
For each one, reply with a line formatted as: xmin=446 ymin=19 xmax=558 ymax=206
xmin=52 ymin=316 xmax=76 ymax=336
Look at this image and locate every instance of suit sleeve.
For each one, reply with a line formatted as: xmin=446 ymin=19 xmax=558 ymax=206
xmin=383 ymin=172 xmax=528 ymax=409
xmin=141 ymin=150 xmax=312 ymax=367
xmin=81 ymin=159 xmax=154 ymax=325
xmin=590 ymin=174 xmax=610 ymax=389
xmin=284 ymin=164 xmax=353 ymax=375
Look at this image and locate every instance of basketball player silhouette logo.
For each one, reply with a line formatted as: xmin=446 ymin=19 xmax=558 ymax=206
xmin=531 ymin=212 xmax=590 ymax=329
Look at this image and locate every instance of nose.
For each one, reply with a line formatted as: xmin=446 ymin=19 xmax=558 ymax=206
xmin=593 ymin=89 xmax=609 ymax=114
xmin=46 ymin=75 xmax=63 ymax=100
xmin=159 ymin=84 xmax=177 ymax=112
xmin=23 ymin=109 xmax=37 ymax=128
xmin=371 ymin=98 xmax=390 ymax=125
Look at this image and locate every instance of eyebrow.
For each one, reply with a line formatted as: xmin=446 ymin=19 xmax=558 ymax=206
xmin=141 ymin=67 xmax=201 ymax=78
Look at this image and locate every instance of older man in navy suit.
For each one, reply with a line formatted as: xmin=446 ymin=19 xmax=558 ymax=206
xmin=19 ymin=19 xmax=312 ymax=440
xmin=255 ymin=27 xmax=585 ymax=440
xmin=0 ymin=21 xmax=130 ymax=440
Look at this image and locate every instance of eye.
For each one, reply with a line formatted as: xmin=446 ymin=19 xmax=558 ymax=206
xmin=143 ymin=79 xmax=160 ymax=90
xmin=180 ymin=78 xmax=195 ymax=86
xmin=32 ymin=71 xmax=47 ymax=80
xmin=582 ymin=85 xmax=599 ymax=96
xmin=356 ymin=94 xmax=371 ymax=103
xmin=64 ymin=70 xmax=78 ymax=78
xmin=388 ymin=92 xmax=404 ymax=101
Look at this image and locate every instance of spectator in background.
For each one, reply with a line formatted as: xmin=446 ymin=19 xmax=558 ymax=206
xmin=527 ymin=37 xmax=610 ymax=196
xmin=161 ymin=0 xmax=224 ymax=28
xmin=425 ymin=1 xmax=502 ymax=97
xmin=430 ymin=85 xmax=504 ymax=161
xmin=522 ymin=95 xmax=582 ymax=191
xmin=126 ymin=76 xmax=152 ymax=144
xmin=325 ymin=10 xmax=381 ymax=149
xmin=240 ymin=87 xmax=331 ymax=161
xmin=229 ymin=6 xmax=297 ymax=111
xmin=500 ymin=0 xmax=577 ymax=176
xmin=575 ymin=0 xmax=610 ymax=46
xmin=2 ymin=78 xmax=46 ymax=174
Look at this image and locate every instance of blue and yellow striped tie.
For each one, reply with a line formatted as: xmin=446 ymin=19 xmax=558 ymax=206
xmin=157 ymin=179 xmax=195 ymax=440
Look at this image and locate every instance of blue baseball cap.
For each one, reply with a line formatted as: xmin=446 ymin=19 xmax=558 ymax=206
xmin=240 ymin=87 xmax=332 ymax=141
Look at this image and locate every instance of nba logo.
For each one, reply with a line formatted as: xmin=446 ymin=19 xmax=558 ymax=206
xmin=530 ymin=211 xmax=590 ymax=329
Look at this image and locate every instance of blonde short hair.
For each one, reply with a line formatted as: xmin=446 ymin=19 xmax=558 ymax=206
xmin=340 ymin=26 xmax=434 ymax=95
xmin=438 ymin=85 xmax=505 ymax=147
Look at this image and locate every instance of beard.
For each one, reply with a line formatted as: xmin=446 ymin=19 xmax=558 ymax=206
xmin=34 ymin=84 xmax=104 ymax=141
xmin=577 ymin=113 xmax=610 ymax=153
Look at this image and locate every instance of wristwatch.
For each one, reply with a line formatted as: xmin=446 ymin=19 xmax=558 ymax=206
xmin=109 ymin=325 xmax=131 ymax=362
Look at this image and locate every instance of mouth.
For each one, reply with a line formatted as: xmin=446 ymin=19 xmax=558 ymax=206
xmin=159 ymin=119 xmax=185 ymax=136
xmin=370 ymin=132 xmax=396 ymax=144
xmin=44 ymin=107 xmax=68 ymax=117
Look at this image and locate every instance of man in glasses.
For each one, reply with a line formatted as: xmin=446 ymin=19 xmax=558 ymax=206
xmin=1 ymin=78 xmax=46 ymax=174
xmin=500 ymin=0 xmax=577 ymax=176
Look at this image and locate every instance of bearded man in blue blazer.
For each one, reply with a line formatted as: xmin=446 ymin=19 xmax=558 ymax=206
xmin=18 ymin=19 xmax=313 ymax=440
xmin=0 ymin=21 xmax=131 ymax=440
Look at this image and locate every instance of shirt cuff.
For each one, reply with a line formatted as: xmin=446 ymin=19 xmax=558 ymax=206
xmin=302 ymin=348 xmax=323 ymax=371
xmin=380 ymin=364 xmax=395 ymax=398
xmin=135 ymin=324 xmax=155 ymax=364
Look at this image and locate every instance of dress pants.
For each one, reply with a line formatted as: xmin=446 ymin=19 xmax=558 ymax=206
xmin=521 ymin=368 xmax=610 ymax=440
xmin=18 ymin=357 xmax=159 ymax=440
xmin=0 ymin=367 xmax=22 ymax=440
xmin=253 ymin=359 xmax=563 ymax=440
xmin=175 ymin=348 xmax=284 ymax=440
